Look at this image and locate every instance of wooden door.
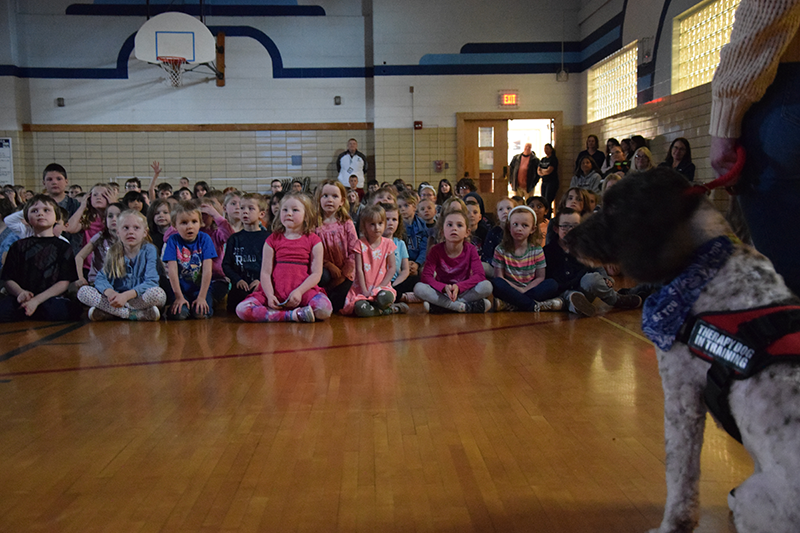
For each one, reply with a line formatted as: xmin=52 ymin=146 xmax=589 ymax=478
xmin=463 ymin=120 xmax=508 ymax=214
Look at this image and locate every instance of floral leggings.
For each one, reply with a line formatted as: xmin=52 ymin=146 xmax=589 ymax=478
xmin=77 ymin=286 xmax=167 ymax=319
xmin=236 ymin=292 xmax=333 ymax=322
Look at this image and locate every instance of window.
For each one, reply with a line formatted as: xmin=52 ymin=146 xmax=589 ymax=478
xmin=587 ymin=42 xmax=638 ymax=123
xmin=672 ymin=0 xmax=741 ymax=93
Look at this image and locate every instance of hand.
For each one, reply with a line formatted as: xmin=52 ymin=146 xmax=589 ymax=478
xmin=151 ymin=161 xmax=162 ymax=176
xmin=199 ymin=203 xmax=220 ymax=217
xmin=409 ymin=262 xmax=419 ymax=276
xmin=107 ymin=291 xmax=130 ymax=308
xmin=444 ymin=284 xmax=459 ymax=302
xmin=266 ymin=293 xmax=282 ymax=309
xmin=171 ymin=296 xmax=189 ymax=315
xmin=284 ymin=290 xmax=302 ymax=309
xmin=192 ymin=297 xmax=210 ymax=316
xmin=710 ymin=136 xmax=739 ymax=177
xmin=236 ymin=279 xmax=250 ymax=291
xmin=75 ymin=277 xmax=89 ymax=288
xmin=17 ymin=290 xmax=34 ymax=304
xmin=248 ymin=279 xmax=260 ymax=291
xmin=604 ymin=278 xmax=614 ymax=288
xmin=21 ymin=298 xmax=40 ymax=316
xmin=104 ymin=188 xmax=118 ymax=204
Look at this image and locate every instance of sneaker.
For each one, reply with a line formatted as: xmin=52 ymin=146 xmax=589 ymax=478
xmin=536 ymin=297 xmax=564 ymax=312
xmin=131 ymin=306 xmax=160 ymax=321
xmin=494 ymin=299 xmax=518 ymax=312
xmin=423 ymin=302 xmax=448 ymax=314
xmin=614 ymin=293 xmax=642 ymax=310
xmin=401 ymin=293 xmax=422 ymax=304
xmin=464 ymin=299 xmax=491 ymax=314
xmin=295 ymin=306 xmax=316 ymax=323
xmin=386 ymin=302 xmax=409 ymax=315
xmin=88 ymin=307 xmax=114 ymax=322
xmin=569 ymin=292 xmax=596 ymax=317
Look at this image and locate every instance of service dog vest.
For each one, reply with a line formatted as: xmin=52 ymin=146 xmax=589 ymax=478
xmin=676 ymin=305 xmax=800 ymax=442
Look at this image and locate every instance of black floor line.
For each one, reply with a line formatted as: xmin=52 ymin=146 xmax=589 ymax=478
xmin=0 ymin=321 xmax=87 ymax=363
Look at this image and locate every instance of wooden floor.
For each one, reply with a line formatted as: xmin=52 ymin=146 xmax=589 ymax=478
xmin=0 ymin=305 xmax=751 ymax=532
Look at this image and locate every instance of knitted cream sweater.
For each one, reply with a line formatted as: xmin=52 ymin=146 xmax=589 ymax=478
xmin=710 ymin=0 xmax=800 ymax=138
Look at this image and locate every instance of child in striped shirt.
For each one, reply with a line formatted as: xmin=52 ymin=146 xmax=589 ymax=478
xmin=491 ymin=206 xmax=561 ymax=312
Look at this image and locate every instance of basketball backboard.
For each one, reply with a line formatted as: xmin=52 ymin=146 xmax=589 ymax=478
xmin=134 ymin=12 xmax=216 ymax=64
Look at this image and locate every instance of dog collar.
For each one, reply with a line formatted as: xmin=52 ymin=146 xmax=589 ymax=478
xmin=642 ymin=235 xmax=736 ymax=351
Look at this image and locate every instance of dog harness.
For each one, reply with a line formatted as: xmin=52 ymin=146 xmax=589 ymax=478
xmin=676 ymin=305 xmax=800 ymax=443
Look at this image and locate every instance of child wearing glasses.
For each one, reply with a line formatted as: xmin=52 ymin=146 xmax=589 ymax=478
xmin=542 ymin=208 xmax=641 ymax=317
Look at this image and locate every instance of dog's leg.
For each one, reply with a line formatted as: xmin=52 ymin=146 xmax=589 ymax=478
xmin=649 ymin=349 xmax=708 ymax=533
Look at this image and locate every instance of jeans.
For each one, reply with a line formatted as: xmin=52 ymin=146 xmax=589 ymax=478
xmin=491 ymin=277 xmax=559 ymax=311
xmin=738 ymin=62 xmax=800 ymax=296
xmin=0 ymin=295 xmax=82 ymax=322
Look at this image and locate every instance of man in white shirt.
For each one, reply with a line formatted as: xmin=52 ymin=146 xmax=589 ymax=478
xmin=336 ymin=138 xmax=368 ymax=188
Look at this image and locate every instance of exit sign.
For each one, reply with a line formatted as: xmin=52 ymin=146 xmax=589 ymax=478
xmin=498 ymin=91 xmax=519 ymax=108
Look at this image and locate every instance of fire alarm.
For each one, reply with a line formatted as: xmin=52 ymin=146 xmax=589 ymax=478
xmin=414 ymin=121 xmax=423 ymax=130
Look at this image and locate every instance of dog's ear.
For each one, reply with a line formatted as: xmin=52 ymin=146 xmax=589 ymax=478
xmin=565 ymin=211 xmax=616 ymax=266
xmin=601 ymin=168 xmax=704 ymax=282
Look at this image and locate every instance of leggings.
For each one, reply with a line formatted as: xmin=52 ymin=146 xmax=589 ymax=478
xmin=78 ymin=286 xmax=167 ymax=319
xmin=413 ymin=280 xmax=492 ymax=311
xmin=236 ymin=292 xmax=333 ymax=322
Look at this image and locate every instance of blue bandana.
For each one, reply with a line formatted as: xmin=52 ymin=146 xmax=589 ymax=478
xmin=642 ymin=236 xmax=735 ymax=351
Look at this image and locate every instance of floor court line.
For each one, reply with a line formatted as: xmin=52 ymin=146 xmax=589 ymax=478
xmin=0 ymin=314 xmax=613 ymax=378
xmin=0 ymin=321 xmax=88 ymax=363
xmin=0 ymin=321 xmax=73 ymax=336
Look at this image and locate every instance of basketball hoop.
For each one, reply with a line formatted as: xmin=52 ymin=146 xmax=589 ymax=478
xmin=157 ymin=56 xmax=186 ymax=87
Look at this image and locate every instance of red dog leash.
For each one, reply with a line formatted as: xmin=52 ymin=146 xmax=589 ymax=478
xmin=684 ymin=144 xmax=746 ymax=196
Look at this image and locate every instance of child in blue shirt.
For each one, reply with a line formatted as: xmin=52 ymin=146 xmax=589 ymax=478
xmin=162 ymin=201 xmax=217 ymax=319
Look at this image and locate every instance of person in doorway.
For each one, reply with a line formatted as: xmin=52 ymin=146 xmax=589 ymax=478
xmin=509 ymin=143 xmax=540 ymax=198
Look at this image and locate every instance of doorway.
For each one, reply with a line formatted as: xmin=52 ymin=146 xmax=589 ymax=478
xmin=457 ymin=112 xmax=562 ymax=215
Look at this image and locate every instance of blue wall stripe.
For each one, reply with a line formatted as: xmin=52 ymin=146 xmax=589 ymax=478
xmin=0 ymin=7 xmax=627 ymax=80
xmin=66 ymin=4 xmax=325 ymax=16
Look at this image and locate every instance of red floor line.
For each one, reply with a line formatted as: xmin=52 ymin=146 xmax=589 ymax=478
xmin=0 ymin=317 xmax=566 ymax=378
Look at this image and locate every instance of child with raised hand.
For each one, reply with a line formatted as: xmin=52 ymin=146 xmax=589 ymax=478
xmin=147 ymin=199 xmax=171 ymax=254
xmin=236 ymin=193 xmax=332 ymax=323
xmin=382 ymin=203 xmax=411 ymax=296
xmin=223 ymin=193 xmax=269 ymax=313
xmin=162 ymin=201 xmax=217 ymax=319
xmin=77 ymin=210 xmax=165 ymax=321
xmin=491 ymin=206 xmax=561 ymax=312
xmin=413 ymin=209 xmax=492 ymax=314
xmin=314 ymin=180 xmax=359 ymax=313
xmin=74 ymin=202 xmax=123 ymax=287
xmin=65 ymin=183 xmax=113 ymax=269
xmin=481 ymin=197 xmax=516 ymax=276
xmin=223 ymin=190 xmax=243 ymax=233
xmin=0 ymin=195 xmax=82 ymax=322
xmin=340 ymin=204 xmax=408 ymax=317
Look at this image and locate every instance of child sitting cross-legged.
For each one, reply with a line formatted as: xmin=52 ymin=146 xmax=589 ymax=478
xmin=413 ymin=201 xmax=492 ymax=313
xmin=222 ymin=193 xmax=269 ymax=314
xmin=77 ymin=210 xmax=166 ymax=321
xmin=340 ymin=204 xmax=408 ymax=317
xmin=490 ymin=206 xmax=561 ymax=312
xmin=236 ymin=193 xmax=332 ymax=323
xmin=0 ymin=194 xmax=82 ymax=322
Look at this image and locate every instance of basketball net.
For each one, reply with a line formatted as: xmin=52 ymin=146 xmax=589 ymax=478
xmin=157 ymin=56 xmax=186 ymax=87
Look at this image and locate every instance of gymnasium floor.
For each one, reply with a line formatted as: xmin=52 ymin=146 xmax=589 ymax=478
xmin=0 ymin=305 xmax=751 ymax=532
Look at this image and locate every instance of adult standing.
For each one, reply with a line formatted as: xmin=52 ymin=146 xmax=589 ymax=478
xmin=574 ymin=135 xmax=605 ymax=172
xmin=710 ymin=0 xmax=800 ymax=296
xmin=659 ymin=138 xmax=696 ymax=181
xmin=336 ymin=138 xmax=368 ymax=189
xmin=538 ymin=144 xmax=560 ymax=207
xmin=508 ymin=143 xmax=540 ymax=197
